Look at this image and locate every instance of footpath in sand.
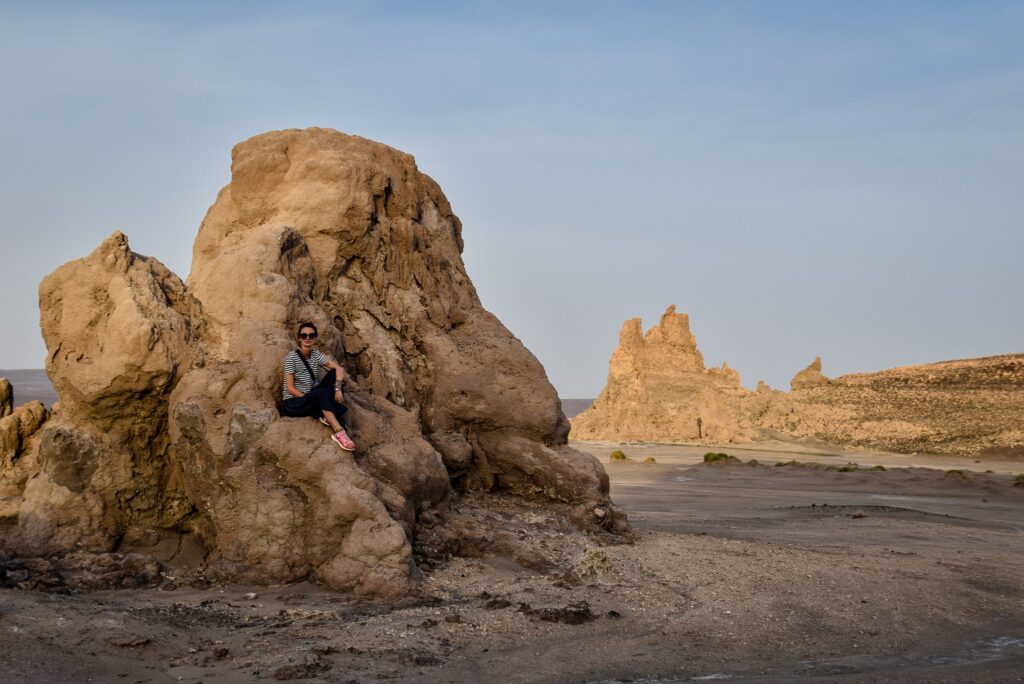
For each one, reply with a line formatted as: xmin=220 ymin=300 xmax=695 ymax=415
xmin=2 ymin=441 xmax=1023 ymax=683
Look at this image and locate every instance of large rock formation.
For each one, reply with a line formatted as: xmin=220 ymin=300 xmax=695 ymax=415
xmin=12 ymin=232 xmax=202 ymax=558
xmin=571 ymin=307 xmax=1024 ymax=457
xmin=570 ymin=306 xmax=754 ymax=443
xmin=2 ymin=128 xmax=624 ymax=596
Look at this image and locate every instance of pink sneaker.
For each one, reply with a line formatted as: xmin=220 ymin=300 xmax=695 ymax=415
xmin=331 ymin=429 xmax=355 ymax=451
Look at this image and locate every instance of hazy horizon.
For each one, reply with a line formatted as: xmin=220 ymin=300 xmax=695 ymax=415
xmin=2 ymin=1 xmax=1022 ymax=396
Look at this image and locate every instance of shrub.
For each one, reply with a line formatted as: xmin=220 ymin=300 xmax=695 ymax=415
xmin=871 ymin=465 xmax=886 ymax=471
xmin=643 ymin=456 xmax=657 ymax=464
xmin=836 ymin=464 xmax=858 ymax=473
xmin=703 ymin=452 xmax=740 ymax=466
xmin=1014 ymin=474 xmax=1024 ymax=487
xmin=609 ymin=450 xmax=628 ymax=462
xmin=945 ymin=469 xmax=966 ymax=478
xmin=747 ymin=459 xmax=760 ymax=467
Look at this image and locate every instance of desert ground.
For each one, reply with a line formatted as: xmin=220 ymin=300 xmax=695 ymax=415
xmin=2 ymin=436 xmax=1022 ymax=683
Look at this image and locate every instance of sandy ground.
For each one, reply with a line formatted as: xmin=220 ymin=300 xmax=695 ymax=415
xmin=2 ymin=440 xmax=1023 ymax=683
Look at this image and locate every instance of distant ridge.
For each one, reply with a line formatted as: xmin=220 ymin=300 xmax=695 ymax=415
xmin=0 ymin=369 xmax=57 ymax=407
xmin=560 ymin=398 xmax=594 ymax=418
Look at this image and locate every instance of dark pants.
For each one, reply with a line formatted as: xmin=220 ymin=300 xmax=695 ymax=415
xmin=280 ymin=370 xmax=347 ymax=421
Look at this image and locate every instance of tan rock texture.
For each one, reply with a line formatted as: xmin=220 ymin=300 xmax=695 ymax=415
xmin=571 ymin=307 xmax=1024 ymax=457
xmin=790 ymin=357 xmax=830 ymax=390
xmin=0 ymin=378 xmax=11 ymax=418
xmin=0 ymin=399 xmax=48 ymax=521
xmin=3 ymin=128 xmax=623 ymax=597
xmin=763 ymin=354 xmax=1024 ymax=456
xmin=13 ymin=232 xmax=200 ymax=556
xmin=570 ymin=305 xmax=755 ymax=444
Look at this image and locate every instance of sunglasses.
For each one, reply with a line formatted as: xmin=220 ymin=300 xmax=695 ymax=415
xmin=299 ymin=332 xmax=318 ymax=339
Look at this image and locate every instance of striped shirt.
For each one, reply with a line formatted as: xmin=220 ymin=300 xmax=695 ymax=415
xmin=282 ymin=349 xmax=330 ymax=400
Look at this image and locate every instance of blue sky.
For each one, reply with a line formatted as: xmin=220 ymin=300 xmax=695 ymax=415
xmin=1 ymin=1 xmax=1022 ymax=395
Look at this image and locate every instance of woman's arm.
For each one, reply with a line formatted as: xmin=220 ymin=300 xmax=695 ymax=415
xmin=325 ymin=357 xmax=347 ymax=386
xmin=322 ymin=357 xmax=347 ymax=402
xmin=285 ymin=373 xmax=304 ymax=398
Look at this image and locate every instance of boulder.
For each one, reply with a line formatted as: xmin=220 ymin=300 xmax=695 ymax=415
xmin=7 ymin=128 xmax=624 ymax=596
xmin=13 ymin=232 xmax=200 ymax=555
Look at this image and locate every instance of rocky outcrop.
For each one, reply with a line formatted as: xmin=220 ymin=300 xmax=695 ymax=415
xmin=570 ymin=305 xmax=755 ymax=443
xmin=1 ymin=377 xmax=49 ymax=522
xmin=572 ymin=307 xmax=1024 ymax=457
xmin=0 ymin=400 xmax=48 ymax=521
xmin=790 ymin=357 xmax=829 ymax=390
xmin=12 ymin=232 xmax=200 ymax=557
xmin=0 ymin=379 xmax=11 ymax=418
xmin=763 ymin=354 xmax=1024 ymax=456
xmin=3 ymin=128 xmax=624 ymax=597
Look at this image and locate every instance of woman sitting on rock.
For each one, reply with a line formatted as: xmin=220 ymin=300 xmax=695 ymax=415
xmin=279 ymin=322 xmax=356 ymax=451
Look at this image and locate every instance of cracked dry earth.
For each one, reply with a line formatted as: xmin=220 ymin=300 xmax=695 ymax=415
xmin=3 ymin=443 xmax=1024 ymax=683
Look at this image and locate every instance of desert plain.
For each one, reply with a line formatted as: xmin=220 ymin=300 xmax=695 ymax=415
xmin=3 ymin=428 xmax=1022 ymax=683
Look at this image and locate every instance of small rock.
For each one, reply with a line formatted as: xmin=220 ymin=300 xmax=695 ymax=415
xmin=243 ymin=592 xmax=257 ymax=600
xmin=272 ymin=654 xmax=330 ymax=680
xmin=518 ymin=601 xmax=596 ymax=625
xmin=110 ymin=637 xmax=151 ymax=648
xmin=412 ymin=653 xmax=442 ymax=666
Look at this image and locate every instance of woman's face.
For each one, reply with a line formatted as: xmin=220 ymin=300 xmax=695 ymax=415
xmin=298 ymin=326 xmax=318 ymax=350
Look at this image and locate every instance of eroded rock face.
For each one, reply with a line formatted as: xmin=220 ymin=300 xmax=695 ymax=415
xmin=570 ymin=305 xmax=755 ymax=443
xmin=790 ymin=357 xmax=830 ymax=390
xmin=571 ymin=307 xmax=1024 ymax=456
xmin=763 ymin=355 xmax=1024 ymax=455
xmin=0 ymin=379 xmax=11 ymax=418
xmin=12 ymin=233 xmax=200 ymax=555
xmin=5 ymin=128 xmax=624 ymax=596
xmin=0 ymin=399 xmax=48 ymax=521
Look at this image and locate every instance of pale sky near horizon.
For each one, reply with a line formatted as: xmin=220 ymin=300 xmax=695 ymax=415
xmin=1 ymin=1 xmax=1022 ymax=397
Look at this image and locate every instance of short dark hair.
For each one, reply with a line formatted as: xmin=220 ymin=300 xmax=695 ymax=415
xmin=297 ymin=321 xmax=318 ymax=336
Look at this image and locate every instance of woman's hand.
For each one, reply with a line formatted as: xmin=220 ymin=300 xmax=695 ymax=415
xmin=334 ymin=386 xmax=344 ymax=403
